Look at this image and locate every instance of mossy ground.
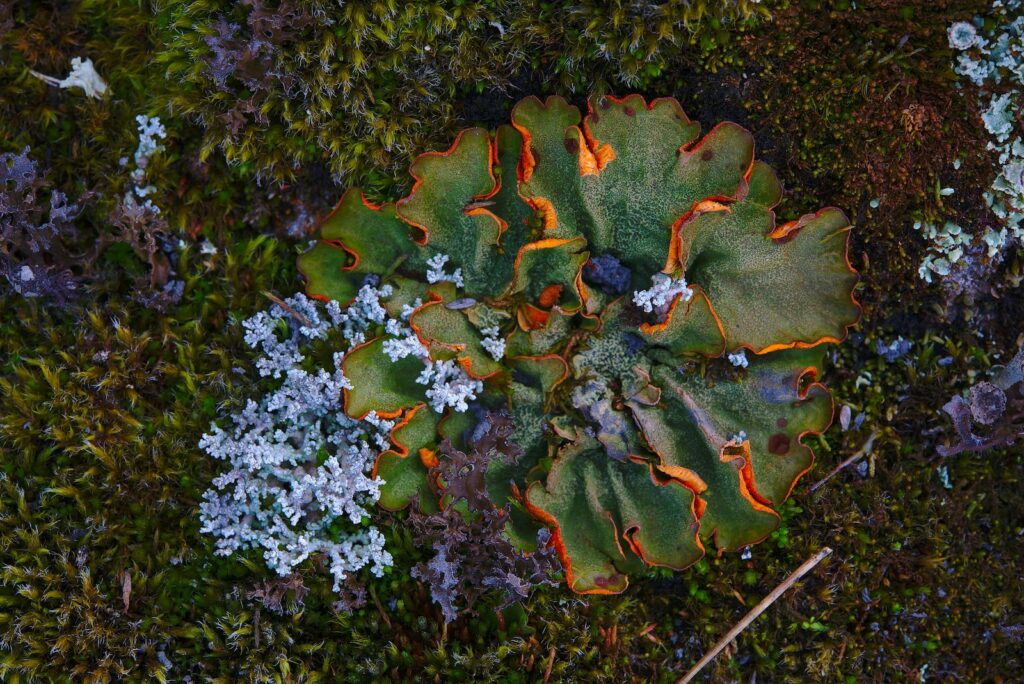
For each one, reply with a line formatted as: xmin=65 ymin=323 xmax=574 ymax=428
xmin=1 ymin=0 xmax=1022 ymax=681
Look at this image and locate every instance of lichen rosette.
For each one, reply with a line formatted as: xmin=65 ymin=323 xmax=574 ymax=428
xmin=299 ymin=94 xmax=860 ymax=593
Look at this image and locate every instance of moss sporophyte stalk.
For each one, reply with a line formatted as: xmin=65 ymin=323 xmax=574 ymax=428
xmin=222 ymin=94 xmax=861 ymax=596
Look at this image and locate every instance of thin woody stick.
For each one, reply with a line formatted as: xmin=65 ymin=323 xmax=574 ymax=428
xmin=367 ymin=584 xmax=391 ymax=629
xmin=542 ymin=646 xmax=556 ymax=684
xmin=262 ymin=290 xmax=313 ymax=327
xmin=676 ymin=546 xmax=833 ymax=684
xmin=807 ymin=432 xmax=878 ymax=494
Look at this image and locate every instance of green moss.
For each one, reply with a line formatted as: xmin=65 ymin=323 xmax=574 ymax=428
xmin=153 ymin=0 xmax=771 ymax=185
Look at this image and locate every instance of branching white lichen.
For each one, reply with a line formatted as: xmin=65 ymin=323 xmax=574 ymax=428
xmin=200 ymin=293 xmax=394 ymax=591
xmin=417 ymin=359 xmax=484 ymax=413
xmin=480 ymin=326 xmax=506 ymax=361
xmin=201 ymin=270 xmax=489 ymax=590
xmin=425 ymin=253 xmax=464 ymax=288
xmin=728 ymin=349 xmax=749 ymax=368
xmin=382 ymin=328 xmax=429 ymax=361
xmin=122 ymin=115 xmax=167 ymax=213
xmin=632 ymin=273 xmax=693 ymax=314
xmin=340 ymin=281 xmax=392 ymax=345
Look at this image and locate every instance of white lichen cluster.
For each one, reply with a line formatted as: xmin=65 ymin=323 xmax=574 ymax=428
xmin=378 ymin=293 xmax=484 ymax=412
xmin=728 ymin=349 xmax=749 ymax=368
xmin=925 ymin=2 xmax=1024 ymax=281
xmin=632 ymin=273 xmax=693 ymax=313
xmin=122 ymin=114 xmax=167 ymax=212
xmin=479 ymin=325 xmax=506 ymax=361
xmin=425 ymin=253 xmax=464 ymax=288
xmin=381 ymin=297 xmax=425 ymax=362
xmin=200 ymin=291 xmax=396 ymax=591
xmin=726 ymin=430 xmax=748 ymax=446
xmin=200 ymin=269 xmax=491 ymax=589
xmin=417 ymin=360 xmax=483 ymax=412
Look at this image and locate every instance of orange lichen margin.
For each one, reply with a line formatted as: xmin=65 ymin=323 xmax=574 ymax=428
xmin=742 ymin=208 xmax=862 ymax=355
xmin=638 ymin=287 xmax=727 ymax=359
xmin=341 ymin=338 xmax=406 ymax=421
xmin=523 ymin=488 xmax=627 ymax=595
xmin=419 ymin=447 xmax=439 ymax=469
xmin=538 ymin=284 xmax=563 ymax=308
xmin=408 ymin=300 xmax=503 ymax=380
xmin=510 ymin=96 xmax=581 ymax=230
xmin=656 ymin=464 xmax=710 ymax=519
xmin=667 ymin=199 xmax=732 ymax=272
xmin=721 ymin=441 xmax=777 ymax=510
xmin=578 ymin=125 xmax=615 ymax=177
xmin=632 ymin=385 xmax=780 ymax=555
xmin=528 ymin=195 xmax=558 ymax=232
xmin=702 ymin=443 xmax=781 ymax=556
xmin=509 ymin=236 xmax=588 ymax=312
xmin=761 ymin=365 xmax=836 ymax=505
xmin=396 ymin=127 xmax=504 ymax=248
xmin=580 ymin=93 xmax=699 ymax=177
xmin=370 ymin=404 xmax=430 ymax=481
xmin=511 ymin=95 xmax=581 ymax=183
xmin=297 ymin=239 xmax=358 ymax=307
xmin=299 ymin=189 xmax=397 ymax=305
xmin=509 ymin=353 xmax=570 ymax=395
xmin=386 ymin=403 xmax=428 ymax=458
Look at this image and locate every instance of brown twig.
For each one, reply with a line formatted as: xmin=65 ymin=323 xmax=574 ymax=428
xmin=676 ymin=547 xmax=833 ymax=684
xmin=262 ymin=290 xmax=313 ymax=327
xmin=640 ymin=622 xmax=662 ymax=644
xmin=367 ymin=584 xmax=391 ymax=629
xmin=542 ymin=646 xmax=556 ymax=683
xmin=807 ymin=432 xmax=878 ymax=494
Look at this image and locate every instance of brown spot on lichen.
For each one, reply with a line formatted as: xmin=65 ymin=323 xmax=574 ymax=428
xmin=564 ymin=138 xmax=579 ymax=154
xmin=702 ymin=150 xmax=715 ymax=161
xmin=768 ymin=433 xmax=791 ymax=454
xmin=624 ymin=106 xmax=636 ymax=117
xmin=776 ymin=417 xmax=788 ymax=428
xmin=594 ymin=573 xmax=625 ymax=589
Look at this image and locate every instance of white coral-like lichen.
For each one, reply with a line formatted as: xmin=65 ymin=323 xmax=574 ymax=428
xmin=200 ymin=293 xmax=393 ymax=591
xmin=425 ymin=253 xmax=465 ymax=288
xmin=632 ymin=273 xmax=693 ymax=314
xmin=339 ymin=280 xmax=393 ymax=345
xmin=416 ymin=359 xmax=483 ymax=413
xmin=382 ymin=331 xmax=429 ymax=361
xmin=479 ymin=325 xmax=506 ymax=361
xmin=728 ymin=349 xmax=749 ymax=368
xmin=120 ymin=114 xmax=167 ymax=214
xmin=201 ymin=278 xmax=492 ymax=590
